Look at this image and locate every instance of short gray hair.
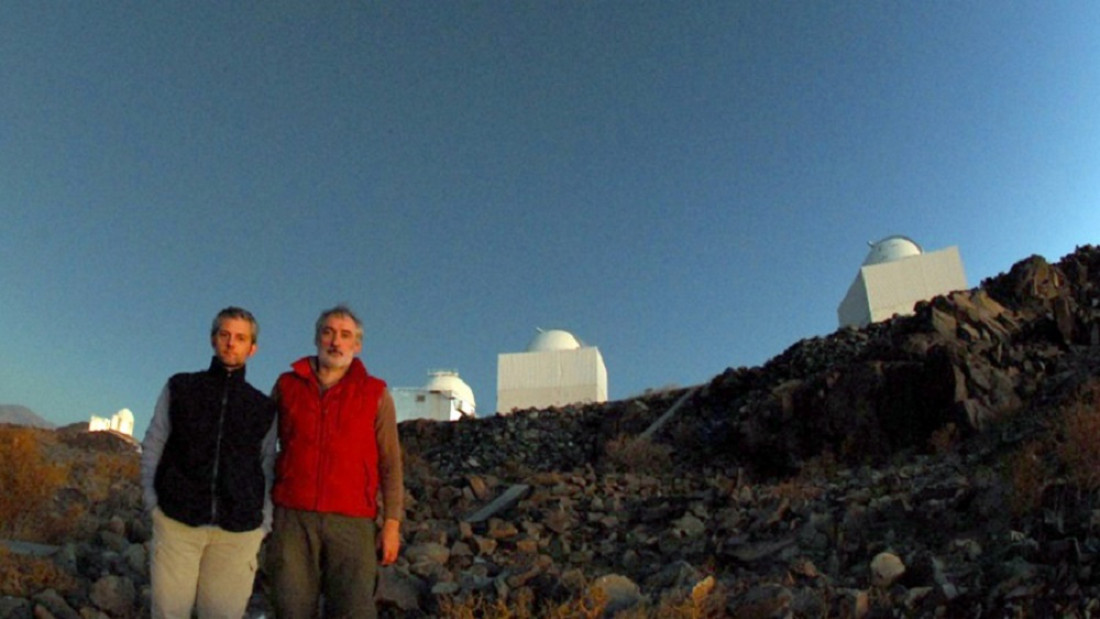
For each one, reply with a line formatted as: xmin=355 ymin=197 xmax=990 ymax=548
xmin=211 ymin=307 xmax=259 ymax=344
xmin=314 ymin=304 xmax=363 ymax=344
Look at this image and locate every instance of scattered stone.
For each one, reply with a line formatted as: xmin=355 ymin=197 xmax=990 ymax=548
xmin=589 ymin=574 xmax=643 ymax=614
xmin=0 ymin=597 xmax=31 ymax=619
xmin=870 ymin=552 xmax=906 ymax=587
xmin=30 ymin=590 xmax=79 ymax=619
xmin=89 ymin=575 xmax=135 ymax=615
xmin=732 ymin=583 xmax=793 ymax=619
xmin=404 ymin=542 xmax=450 ymax=567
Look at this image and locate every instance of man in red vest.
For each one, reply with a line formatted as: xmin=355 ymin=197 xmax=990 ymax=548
xmin=267 ymin=305 xmax=404 ymax=618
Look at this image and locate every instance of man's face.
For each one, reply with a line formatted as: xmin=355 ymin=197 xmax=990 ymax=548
xmin=316 ymin=315 xmax=362 ymax=371
xmin=211 ymin=317 xmax=257 ymax=370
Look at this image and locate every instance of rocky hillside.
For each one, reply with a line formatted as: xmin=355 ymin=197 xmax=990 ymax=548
xmin=4 ymin=244 xmax=1100 ymax=617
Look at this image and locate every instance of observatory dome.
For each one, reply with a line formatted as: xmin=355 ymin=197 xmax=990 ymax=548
xmin=424 ymin=371 xmax=475 ymax=406
xmin=862 ymin=235 xmax=923 ymax=266
xmin=527 ymin=329 xmax=582 ymax=352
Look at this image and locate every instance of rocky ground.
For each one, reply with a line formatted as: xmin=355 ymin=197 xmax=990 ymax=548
xmin=4 ymin=244 xmax=1100 ymax=617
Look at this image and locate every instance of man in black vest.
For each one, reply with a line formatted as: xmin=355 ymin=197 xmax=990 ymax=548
xmin=140 ymin=307 xmax=277 ymax=619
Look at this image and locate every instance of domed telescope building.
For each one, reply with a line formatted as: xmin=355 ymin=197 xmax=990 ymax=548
xmin=837 ymin=235 xmax=968 ymax=329
xmin=496 ymin=328 xmax=608 ymax=414
xmin=89 ymin=408 xmax=135 ymax=437
xmin=392 ymin=370 xmax=476 ymax=422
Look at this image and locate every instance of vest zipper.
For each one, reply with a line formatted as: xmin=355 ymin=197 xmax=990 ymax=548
xmin=211 ymin=374 xmax=230 ymax=522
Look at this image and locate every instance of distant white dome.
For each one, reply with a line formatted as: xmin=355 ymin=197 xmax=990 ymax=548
xmin=863 ymin=235 xmax=923 ymax=266
xmin=424 ymin=371 xmax=475 ymax=406
xmin=527 ymin=329 xmax=582 ymax=352
xmin=112 ymin=408 xmax=135 ymax=436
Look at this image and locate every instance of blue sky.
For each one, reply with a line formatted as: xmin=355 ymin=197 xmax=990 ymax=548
xmin=2 ymin=2 xmax=1098 ymax=436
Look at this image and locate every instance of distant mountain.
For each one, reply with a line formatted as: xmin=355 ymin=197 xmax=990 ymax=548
xmin=0 ymin=404 xmax=56 ymax=429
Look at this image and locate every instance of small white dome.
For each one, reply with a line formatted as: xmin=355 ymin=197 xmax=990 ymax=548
xmin=527 ymin=329 xmax=582 ymax=352
xmin=424 ymin=371 xmax=475 ymax=406
xmin=863 ymin=235 xmax=923 ymax=266
xmin=111 ymin=408 xmax=136 ymax=436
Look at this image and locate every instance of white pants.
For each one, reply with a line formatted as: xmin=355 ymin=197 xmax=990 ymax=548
xmin=150 ymin=507 xmax=265 ymax=619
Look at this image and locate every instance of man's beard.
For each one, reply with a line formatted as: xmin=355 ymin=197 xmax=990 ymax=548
xmin=318 ymin=348 xmax=352 ymax=370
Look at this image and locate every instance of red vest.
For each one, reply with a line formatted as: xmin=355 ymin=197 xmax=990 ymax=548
xmin=272 ymin=357 xmax=387 ymax=518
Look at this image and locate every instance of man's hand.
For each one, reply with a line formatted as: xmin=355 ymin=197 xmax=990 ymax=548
xmin=379 ymin=518 xmax=401 ymax=565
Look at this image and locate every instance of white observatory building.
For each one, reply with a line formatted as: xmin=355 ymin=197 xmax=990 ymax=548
xmin=497 ymin=328 xmax=608 ymax=414
xmin=837 ymin=235 xmax=968 ymax=329
xmin=392 ymin=370 xmax=476 ymax=423
xmin=88 ymin=408 xmax=135 ymax=437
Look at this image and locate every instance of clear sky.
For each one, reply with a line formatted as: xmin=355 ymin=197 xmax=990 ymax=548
xmin=2 ymin=2 xmax=1098 ymax=437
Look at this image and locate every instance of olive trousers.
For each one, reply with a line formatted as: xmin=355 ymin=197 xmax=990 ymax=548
xmin=149 ymin=507 xmax=264 ymax=619
xmin=267 ymin=506 xmax=379 ymax=619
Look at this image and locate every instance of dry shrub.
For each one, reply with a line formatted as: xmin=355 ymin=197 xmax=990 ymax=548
xmin=688 ymin=576 xmax=726 ymax=619
xmin=544 ymin=587 xmax=608 ymax=619
xmin=770 ymin=479 xmax=824 ymax=503
xmin=1001 ymin=380 xmax=1100 ymax=518
xmin=0 ymin=546 xmax=79 ymax=597
xmin=640 ymin=576 xmax=727 ymax=619
xmin=39 ymin=502 xmax=94 ymax=545
xmin=928 ymin=422 xmax=960 ymax=454
xmin=436 ymin=588 xmax=551 ymax=619
xmin=437 ymin=582 xmax=732 ymax=619
xmin=799 ymin=450 xmax=838 ymax=481
xmin=437 ymin=593 xmax=523 ymax=619
xmin=85 ymin=452 xmax=140 ymax=502
xmin=605 ymin=435 xmax=672 ymax=475
xmin=1006 ymin=439 xmax=1049 ymax=517
xmin=0 ymin=427 xmax=68 ymax=538
xmin=437 ymin=587 xmax=610 ymax=619
xmin=94 ymin=451 xmax=140 ymax=482
xmin=1056 ymin=394 xmax=1100 ymax=492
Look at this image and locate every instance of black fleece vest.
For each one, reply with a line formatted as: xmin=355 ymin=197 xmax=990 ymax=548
xmin=155 ymin=358 xmax=276 ymax=532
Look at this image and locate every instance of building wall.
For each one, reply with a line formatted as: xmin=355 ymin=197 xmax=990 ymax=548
xmin=838 ymin=246 xmax=967 ymax=328
xmin=393 ymin=389 xmax=471 ymax=423
xmin=837 ymin=275 xmax=871 ymax=328
xmin=89 ymin=416 xmax=112 ymax=432
xmin=88 ymin=409 xmax=135 ymax=437
xmin=496 ymin=347 xmax=607 ymax=413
